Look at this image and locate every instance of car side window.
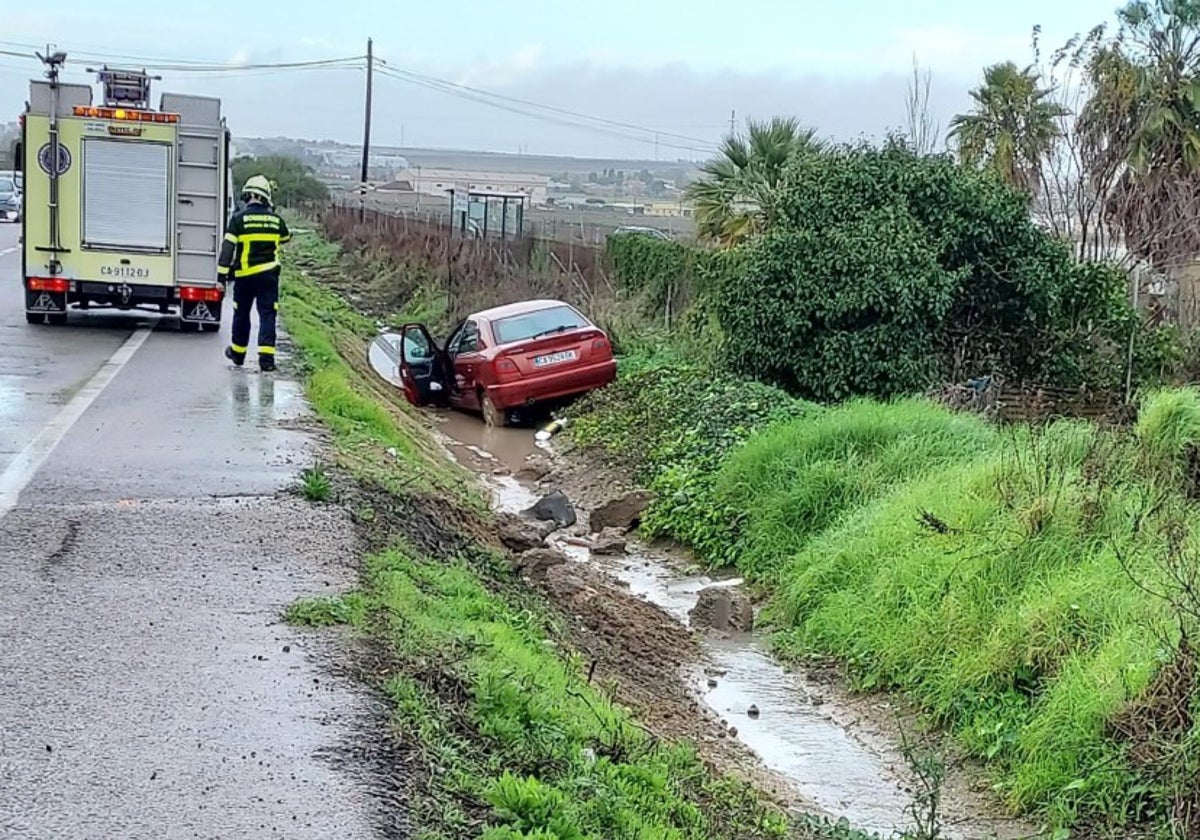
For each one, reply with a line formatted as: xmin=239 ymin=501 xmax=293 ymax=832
xmin=453 ymin=321 xmax=481 ymax=355
xmin=444 ymin=322 xmax=465 ymax=355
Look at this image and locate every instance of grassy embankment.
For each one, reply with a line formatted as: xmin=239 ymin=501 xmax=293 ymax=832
xmin=569 ymin=364 xmax=1200 ymax=833
xmin=274 ymin=231 xmax=869 ymax=840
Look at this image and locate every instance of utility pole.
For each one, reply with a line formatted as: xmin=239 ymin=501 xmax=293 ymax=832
xmin=360 ymin=37 xmax=374 ymax=190
xmin=654 ymin=132 xmax=659 ymax=161
xmin=729 ymin=109 xmax=736 ymax=136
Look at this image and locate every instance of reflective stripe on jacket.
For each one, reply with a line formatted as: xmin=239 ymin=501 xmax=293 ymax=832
xmin=217 ymin=201 xmax=292 ymax=279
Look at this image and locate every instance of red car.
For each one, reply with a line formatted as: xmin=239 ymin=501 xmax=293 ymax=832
xmin=395 ymin=299 xmax=617 ymax=426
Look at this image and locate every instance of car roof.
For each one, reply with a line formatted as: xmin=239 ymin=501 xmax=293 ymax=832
xmin=472 ymin=299 xmax=576 ymax=321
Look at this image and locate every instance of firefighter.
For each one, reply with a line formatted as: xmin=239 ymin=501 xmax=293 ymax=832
xmin=218 ymin=175 xmax=291 ymax=372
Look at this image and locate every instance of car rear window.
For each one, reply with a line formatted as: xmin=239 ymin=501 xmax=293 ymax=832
xmin=0 ymin=178 xmax=13 ymax=192
xmin=493 ymin=305 xmax=588 ymax=344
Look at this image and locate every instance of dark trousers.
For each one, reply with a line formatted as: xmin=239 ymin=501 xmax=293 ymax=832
xmin=228 ymin=270 xmax=279 ymax=361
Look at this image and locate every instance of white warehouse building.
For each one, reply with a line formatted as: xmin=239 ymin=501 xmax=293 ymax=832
xmin=393 ymin=168 xmax=550 ymax=206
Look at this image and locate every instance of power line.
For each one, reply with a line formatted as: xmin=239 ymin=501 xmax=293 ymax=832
xmin=376 ymin=59 xmax=716 ymax=149
xmin=374 ymin=64 xmax=715 ymax=154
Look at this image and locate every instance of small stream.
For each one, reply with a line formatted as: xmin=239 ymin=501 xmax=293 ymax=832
xmin=430 ymin=413 xmax=1037 ymax=840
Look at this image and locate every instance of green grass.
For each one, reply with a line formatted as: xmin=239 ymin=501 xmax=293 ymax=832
xmin=713 ymin=398 xmax=998 ymax=581
xmin=299 ymin=461 xmax=333 ymax=502
xmin=354 ymin=546 xmax=793 ymax=839
xmin=282 ymin=232 xmax=473 ymax=501
xmin=571 ymin=370 xmax=1200 ymax=832
xmin=766 ymin=420 xmax=1172 ymax=822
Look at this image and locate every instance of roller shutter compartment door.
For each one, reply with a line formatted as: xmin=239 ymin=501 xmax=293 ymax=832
xmin=83 ymin=139 xmax=171 ymax=251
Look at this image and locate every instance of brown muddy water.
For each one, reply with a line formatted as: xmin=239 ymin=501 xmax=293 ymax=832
xmin=429 ymin=410 xmax=1039 ymax=840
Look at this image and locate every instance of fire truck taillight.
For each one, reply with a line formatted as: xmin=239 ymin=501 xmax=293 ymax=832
xmin=179 ymin=286 xmax=223 ymax=303
xmin=28 ymin=278 xmax=70 ymax=293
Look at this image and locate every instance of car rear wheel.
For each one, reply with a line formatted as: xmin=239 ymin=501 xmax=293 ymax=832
xmin=47 ymin=313 xmax=68 ymax=326
xmin=25 ymin=312 xmax=44 ymax=325
xmin=481 ymin=393 xmax=507 ymax=428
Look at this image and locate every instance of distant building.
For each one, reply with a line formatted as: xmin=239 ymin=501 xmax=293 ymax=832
xmin=645 ymin=201 xmax=693 ymax=219
xmin=397 ymin=167 xmax=549 ymax=206
xmin=316 ymin=149 xmax=410 ymax=178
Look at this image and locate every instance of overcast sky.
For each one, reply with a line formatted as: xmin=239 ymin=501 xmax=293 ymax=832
xmin=1 ymin=1 xmax=1119 ymax=161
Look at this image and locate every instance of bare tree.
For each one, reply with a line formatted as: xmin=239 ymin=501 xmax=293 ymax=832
xmin=1030 ymin=26 xmax=1129 ymax=265
xmin=905 ymin=55 xmax=941 ymax=156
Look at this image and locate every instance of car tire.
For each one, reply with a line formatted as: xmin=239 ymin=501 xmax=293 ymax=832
xmin=179 ymin=320 xmax=200 ymax=333
xmin=25 ymin=312 xmax=44 ymax=325
xmin=201 ymin=323 xmax=220 ymax=333
xmin=481 ymin=393 xmax=507 ymax=428
xmin=47 ymin=313 xmax=67 ymax=326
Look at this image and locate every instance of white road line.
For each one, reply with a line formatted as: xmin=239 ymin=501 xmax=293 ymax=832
xmin=0 ymin=246 xmax=17 ymax=257
xmin=0 ymin=327 xmax=154 ymax=518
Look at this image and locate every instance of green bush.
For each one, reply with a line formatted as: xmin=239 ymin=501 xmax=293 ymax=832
xmin=569 ymin=365 xmax=814 ymax=565
xmin=605 ymin=234 xmax=703 ymax=315
xmin=710 ymin=141 xmax=1139 ymax=401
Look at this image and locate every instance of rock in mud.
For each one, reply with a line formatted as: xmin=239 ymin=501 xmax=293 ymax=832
xmin=515 ymin=453 xmax=554 ymax=482
xmin=497 ymin=514 xmax=556 ymax=552
xmin=689 ymin=586 xmax=755 ymax=633
xmin=590 ymin=490 xmax=656 ymax=532
xmin=512 ymin=548 xmax=569 ymax=582
xmin=521 ymin=490 xmax=577 ymax=529
xmin=591 ymin=527 xmax=627 ymax=556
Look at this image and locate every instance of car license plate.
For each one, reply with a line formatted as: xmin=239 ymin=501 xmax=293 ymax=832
xmin=533 ymin=350 xmax=577 ymax=367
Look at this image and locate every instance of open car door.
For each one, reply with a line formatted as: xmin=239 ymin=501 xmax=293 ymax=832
xmin=395 ymin=323 xmax=451 ymax=406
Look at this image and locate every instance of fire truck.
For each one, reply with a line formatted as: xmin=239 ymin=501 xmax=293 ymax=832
xmin=17 ymin=54 xmax=232 ymax=330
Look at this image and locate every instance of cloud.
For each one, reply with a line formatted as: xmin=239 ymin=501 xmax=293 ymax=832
xmin=455 ymin=44 xmax=544 ymax=89
xmin=885 ymin=24 xmax=1032 ymax=71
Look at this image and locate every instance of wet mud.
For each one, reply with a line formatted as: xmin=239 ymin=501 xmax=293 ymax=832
xmin=430 ymin=409 xmax=1041 ymax=840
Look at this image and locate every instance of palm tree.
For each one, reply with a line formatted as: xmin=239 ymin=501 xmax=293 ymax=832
xmin=1076 ymin=0 xmax=1200 ymax=264
xmin=685 ymin=117 xmax=825 ymax=247
xmin=949 ymin=62 xmax=1068 ymax=192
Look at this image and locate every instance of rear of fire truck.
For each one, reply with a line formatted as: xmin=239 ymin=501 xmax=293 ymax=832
xmin=19 ymin=54 xmax=232 ymax=330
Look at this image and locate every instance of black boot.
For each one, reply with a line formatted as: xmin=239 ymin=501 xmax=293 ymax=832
xmin=225 ymin=346 xmax=244 ymax=366
xmin=259 ymin=356 xmax=276 ymax=372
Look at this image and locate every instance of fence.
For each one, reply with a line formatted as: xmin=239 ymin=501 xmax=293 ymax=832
xmin=322 ymin=204 xmax=617 ymax=328
xmin=931 ymin=376 xmax=1132 ymax=425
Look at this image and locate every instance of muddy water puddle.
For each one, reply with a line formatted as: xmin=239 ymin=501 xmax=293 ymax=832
xmin=429 ymin=414 xmax=1036 ymax=839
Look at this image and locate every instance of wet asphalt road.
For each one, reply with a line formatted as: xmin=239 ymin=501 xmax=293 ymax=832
xmin=0 ymin=225 xmax=388 ymax=838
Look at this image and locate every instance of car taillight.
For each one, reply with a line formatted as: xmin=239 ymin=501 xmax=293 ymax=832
xmin=28 ymin=277 xmax=69 ymax=293
xmin=495 ymin=358 xmax=520 ymax=375
xmin=592 ymin=337 xmax=610 ymax=352
xmin=179 ymin=285 xmax=223 ymax=302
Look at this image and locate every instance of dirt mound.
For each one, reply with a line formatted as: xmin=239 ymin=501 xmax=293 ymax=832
xmin=545 ymin=563 xmax=696 ymax=675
